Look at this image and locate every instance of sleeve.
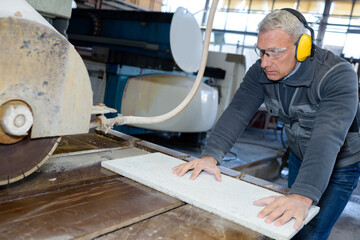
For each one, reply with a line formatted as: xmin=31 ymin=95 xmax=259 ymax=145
xmin=289 ymin=62 xmax=359 ymax=204
xmin=201 ymin=61 xmax=265 ymax=164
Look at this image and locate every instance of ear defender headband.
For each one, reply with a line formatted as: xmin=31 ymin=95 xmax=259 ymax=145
xmin=282 ymin=8 xmax=315 ymax=61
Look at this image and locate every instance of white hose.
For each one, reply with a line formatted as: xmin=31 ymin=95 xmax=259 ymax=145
xmin=94 ymin=0 xmax=219 ymax=130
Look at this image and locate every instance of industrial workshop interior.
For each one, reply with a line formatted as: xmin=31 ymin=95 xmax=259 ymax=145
xmin=1 ymin=0 xmax=360 ymax=239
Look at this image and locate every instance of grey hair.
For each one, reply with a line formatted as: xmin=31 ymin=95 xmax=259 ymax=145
xmin=258 ymin=9 xmax=307 ymax=42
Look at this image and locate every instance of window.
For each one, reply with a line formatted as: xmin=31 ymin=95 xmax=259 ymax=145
xmin=353 ymin=1 xmax=360 ymax=17
xmin=221 ymin=0 xmax=250 ymax=10
xmin=246 ymin=12 xmax=268 ymax=32
xmin=273 ymin=0 xmax=298 ymax=10
xmin=298 ymin=0 xmax=324 ymax=14
xmin=213 ymin=11 xmax=228 ymax=29
xmin=162 ymin=0 xmax=360 ymax=70
xmin=330 ymin=0 xmax=353 ymax=16
xmin=250 ymin=0 xmax=273 ymax=11
xmin=225 ymin=12 xmax=248 ymax=31
xmin=343 ymin=34 xmax=360 ymax=58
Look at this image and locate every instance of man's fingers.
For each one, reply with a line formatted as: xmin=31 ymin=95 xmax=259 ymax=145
xmin=172 ymin=157 xmax=220 ymax=181
xmin=172 ymin=162 xmax=193 ymax=176
xmin=214 ymin=168 xmax=222 ymax=182
xmin=253 ymin=196 xmax=277 ymax=207
xmin=274 ymin=210 xmax=294 ymax=226
xmin=257 ymin=204 xmax=274 ymax=219
xmin=172 ymin=163 xmax=183 ymax=173
xmin=190 ymin=167 xmax=202 ymax=180
xmin=263 ymin=206 xmax=286 ymax=224
xmin=254 ymin=195 xmax=309 ymax=230
xmin=293 ymin=212 xmax=304 ymax=230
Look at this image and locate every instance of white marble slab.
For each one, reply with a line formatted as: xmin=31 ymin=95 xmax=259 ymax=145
xmin=102 ymin=152 xmax=319 ymax=240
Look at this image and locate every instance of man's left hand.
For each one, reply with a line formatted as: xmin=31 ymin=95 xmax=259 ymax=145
xmin=253 ymin=194 xmax=313 ymax=230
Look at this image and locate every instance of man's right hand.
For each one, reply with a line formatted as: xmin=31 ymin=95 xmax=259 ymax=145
xmin=172 ymin=156 xmax=222 ymax=181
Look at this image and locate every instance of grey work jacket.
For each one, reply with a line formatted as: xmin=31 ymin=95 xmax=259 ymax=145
xmin=202 ymin=46 xmax=360 ymax=204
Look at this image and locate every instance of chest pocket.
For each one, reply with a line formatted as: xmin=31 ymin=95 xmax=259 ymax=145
xmin=297 ymin=111 xmax=316 ymax=131
xmin=264 ymin=97 xmax=280 ymax=117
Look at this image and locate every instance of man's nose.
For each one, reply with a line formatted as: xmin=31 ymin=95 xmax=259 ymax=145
xmin=260 ymin=55 xmax=272 ymax=68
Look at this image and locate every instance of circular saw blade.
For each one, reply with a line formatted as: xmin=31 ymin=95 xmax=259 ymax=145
xmin=0 ymin=136 xmax=61 ymax=185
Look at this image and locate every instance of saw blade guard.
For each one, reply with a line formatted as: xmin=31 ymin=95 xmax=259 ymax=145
xmin=0 ymin=0 xmax=93 ymax=141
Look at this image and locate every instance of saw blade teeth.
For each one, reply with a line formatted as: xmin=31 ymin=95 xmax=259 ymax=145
xmin=0 ymin=136 xmax=59 ymax=185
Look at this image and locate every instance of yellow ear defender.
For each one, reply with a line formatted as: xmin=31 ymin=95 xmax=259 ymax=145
xmin=282 ymin=8 xmax=315 ymax=62
xmin=296 ymin=34 xmax=312 ymax=62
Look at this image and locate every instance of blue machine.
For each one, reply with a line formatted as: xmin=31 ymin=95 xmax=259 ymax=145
xmin=67 ymin=9 xmax=178 ymax=134
xmin=67 ymin=9 xmax=175 ymax=71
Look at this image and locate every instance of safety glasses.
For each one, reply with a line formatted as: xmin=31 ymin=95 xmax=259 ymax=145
xmin=254 ymin=44 xmax=294 ymax=59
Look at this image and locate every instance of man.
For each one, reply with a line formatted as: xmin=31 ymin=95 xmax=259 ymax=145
xmin=173 ymin=9 xmax=360 ymax=239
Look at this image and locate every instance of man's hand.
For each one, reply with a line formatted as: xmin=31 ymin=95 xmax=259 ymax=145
xmin=172 ymin=156 xmax=222 ymax=181
xmin=253 ymin=194 xmax=313 ymax=230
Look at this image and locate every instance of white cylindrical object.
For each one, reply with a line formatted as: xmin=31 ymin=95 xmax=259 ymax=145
xmin=120 ymin=74 xmax=218 ymax=132
xmin=1 ymin=105 xmax=33 ymax=136
xmin=170 ymin=7 xmax=203 ymax=73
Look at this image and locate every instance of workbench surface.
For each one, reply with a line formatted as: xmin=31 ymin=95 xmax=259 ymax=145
xmin=0 ymin=131 xmax=280 ymax=240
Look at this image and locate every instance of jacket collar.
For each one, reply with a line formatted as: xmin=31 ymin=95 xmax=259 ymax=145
xmin=258 ymin=56 xmax=316 ymax=87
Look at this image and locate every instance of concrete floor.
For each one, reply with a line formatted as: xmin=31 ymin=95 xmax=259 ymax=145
xmin=135 ymin=127 xmax=360 ymax=239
